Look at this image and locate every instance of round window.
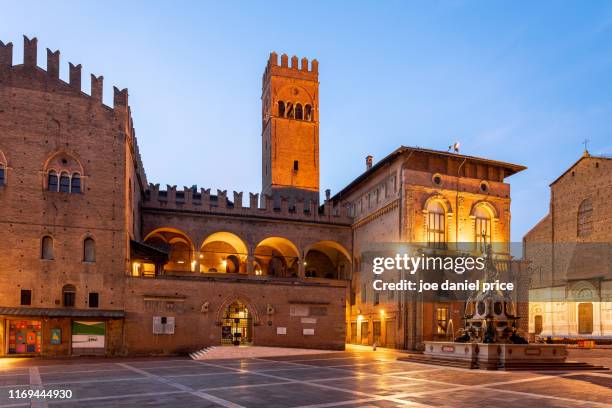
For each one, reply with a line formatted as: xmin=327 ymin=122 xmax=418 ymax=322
xmin=480 ymin=181 xmax=489 ymax=192
xmin=432 ymin=174 xmax=442 ymax=185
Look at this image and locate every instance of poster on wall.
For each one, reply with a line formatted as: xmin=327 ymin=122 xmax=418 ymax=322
xmin=8 ymin=320 xmax=41 ymax=354
xmin=71 ymin=321 xmax=105 ymax=348
xmin=50 ymin=328 xmax=61 ymax=345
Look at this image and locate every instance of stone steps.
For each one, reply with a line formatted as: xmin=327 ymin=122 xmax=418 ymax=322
xmin=398 ymin=354 xmax=477 ymax=369
xmin=399 ymin=354 xmax=609 ymax=371
xmin=503 ymin=361 xmax=609 ymax=371
xmin=189 ymin=346 xmax=216 ymax=360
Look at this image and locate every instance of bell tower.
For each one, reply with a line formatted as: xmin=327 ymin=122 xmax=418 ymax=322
xmin=261 ymin=52 xmax=319 ymax=203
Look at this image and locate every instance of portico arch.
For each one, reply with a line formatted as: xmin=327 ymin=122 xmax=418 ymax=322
xmin=200 ymin=231 xmax=248 ymax=273
xmin=304 ymin=240 xmax=351 ymax=279
xmin=143 ymin=228 xmax=195 ymax=272
xmin=254 ymin=237 xmax=300 ymax=277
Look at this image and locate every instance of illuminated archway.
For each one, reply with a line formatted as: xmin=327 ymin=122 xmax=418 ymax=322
xmin=304 ymin=241 xmax=351 ymax=279
xmin=200 ymin=232 xmax=248 ymax=273
xmin=143 ymin=228 xmax=195 ymax=272
xmin=254 ymin=237 xmax=299 ymax=277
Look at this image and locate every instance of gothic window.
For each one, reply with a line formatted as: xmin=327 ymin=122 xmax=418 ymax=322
xmin=278 ymin=101 xmax=285 ymax=117
xmin=0 ymin=164 xmax=5 ymax=186
xmin=71 ymin=173 xmax=81 ymax=193
xmin=83 ymin=237 xmax=95 ymax=262
xmin=474 ymin=205 xmax=492 ymax=247
xmin=295 ymin=103 xmax=303 ymax=120
xmin=62 ymin=284 xmax=76 ymax=307
xmin=59 ymin=172 xmax=70 ymax=193
xmin=41 ymin=236 xmax=54 ymax=260
xmin=48 ymin=171 xmax=58 ymax=191
xmin=286 ymin=102 xmax=294 ymax=119
xmin=577 ymin=199 xmax=593 ymax=237
xmin=304 ymin=104 xmax=312 ymax=121
xmin=44 ymin=152 xmax=84 ymax=194
xmin=427 ymin=201 xmax=446 ymax=248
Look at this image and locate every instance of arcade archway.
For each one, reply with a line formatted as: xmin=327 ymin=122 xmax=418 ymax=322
xmin=200 ymin=232 xmax=248 ymax=273
xmin=144 ymin=228 xmax=194 ymax=272
xmin=254 ymin=237 xmax=299 ymax=277
xmin=304 ymin=241 xmax=351 ymax=279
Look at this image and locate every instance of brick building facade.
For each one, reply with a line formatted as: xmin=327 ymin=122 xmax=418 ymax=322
xmin=524 ymin=151 xmax=612 ymax=341
xmin=0 ymin=36 xmax=526 ymax=356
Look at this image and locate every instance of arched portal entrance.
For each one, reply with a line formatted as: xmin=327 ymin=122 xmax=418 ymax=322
xmin=221 ymin=301 xmax=253 ymax=345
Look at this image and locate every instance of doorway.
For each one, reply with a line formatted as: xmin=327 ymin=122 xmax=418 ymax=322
xmin=221 ymin=301 xmax=253 ymax=345
xmin=578 ymin=303 xmax=593 ymax=335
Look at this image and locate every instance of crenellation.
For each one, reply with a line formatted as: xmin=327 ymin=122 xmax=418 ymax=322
xmin=2 ymin=36 xmax=133 ymax=114
xmin=0 ymin=40 xmax=13 ymax=68
xmin=91 ymin=74 xmax=103 ymax=103
xmin=46 ymin=48 xmax=59 ymax=78
xmin=280 ymin=53 xmax=288 ymax=67
xmin=268 ymin=51 xmax=278 ymax=67
xmin=216 ymin=190 xmax=228 ymax=209
xmin=291 ymin=55 xmax=298 ymax=69
xmin=23 ymin=35 xmax=37 ymax=67
xmin=249 ymin=192 xmax=259 ymax=209
xmin=113 ymin=86 xmax=128 ymax=109
xmin=233 ymin=191 xmax=243 ymax=209
xmin=301 ymin=57 xmax=308 ymax=72
xmin=311 ymin=59 xmax=318 ymax=74
xmin=69 ymin=62 xmax=81 ymax=91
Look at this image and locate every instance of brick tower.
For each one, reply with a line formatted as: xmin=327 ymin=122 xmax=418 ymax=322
xmin=261 ymin=52 xmax=319 ymax=204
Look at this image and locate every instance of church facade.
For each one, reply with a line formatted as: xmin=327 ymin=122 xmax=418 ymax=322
xmin=524 ymin=152 xmax=612 ymax=341
xmin=0 ymin=36 xmax=526 ymax=356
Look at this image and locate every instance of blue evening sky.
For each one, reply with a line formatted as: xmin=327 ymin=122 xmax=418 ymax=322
xmin=2 ymin=1 xmax=612 ymax=241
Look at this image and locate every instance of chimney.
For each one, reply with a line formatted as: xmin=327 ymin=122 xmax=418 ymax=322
xmin=366 ymin=155 xmax=373 ymax=170
xmin=325 ymin=189 xmax=331 ymax=201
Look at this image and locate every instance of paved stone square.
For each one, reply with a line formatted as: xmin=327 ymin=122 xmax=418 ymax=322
xmin=0 ymin=348 xmax=610 ymax=407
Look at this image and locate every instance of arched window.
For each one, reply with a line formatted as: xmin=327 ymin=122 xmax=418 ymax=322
xmin=474 ymin=205 xmax=492 ymax=246
xmin=286 ymin=102 xmax=294 ymax=119
xmin=62 ymin=284 xmax=76 ymax=307
xmin=48 ymin=171 xmax=58 ymax=191
xmin=59 ymin=172 xmax=70 ymax=193
xmin=304 ymin=104 xmax=312 ymax=121
xmin=0 ymin=164 xmax=5 ymax=186
xmin=295 ymin=103 xmax=303 ymax=120
xmin=577 ymin=199 xmax=593 ymax=237
xmin=83 ymin=237 xmax=95 ymax=262
xmin=426 ymin=201 xmax=446 ymax=248
xmin=278 ymin=101 xmax=285 ymax=117
xmin=71 ymin=173 xmax=81 ymax=194
xmin=41 ymin=236 xmax=54 ymax=260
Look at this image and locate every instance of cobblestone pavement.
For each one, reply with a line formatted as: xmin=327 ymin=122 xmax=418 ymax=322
xmin=0 ymin=348 xmax=610 ymax=407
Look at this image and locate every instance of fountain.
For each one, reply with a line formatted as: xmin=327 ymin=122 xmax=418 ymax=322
xmin=417 ymin=245 xmax=582 ymax=370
